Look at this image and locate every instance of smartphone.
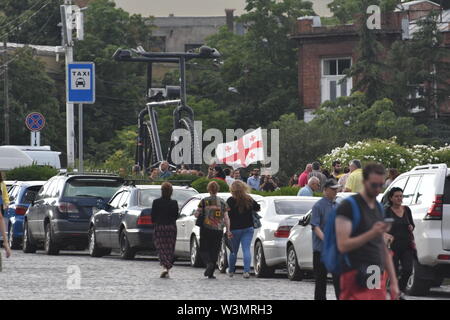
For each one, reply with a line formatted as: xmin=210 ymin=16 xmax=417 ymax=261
xmin=384 ymin=218 xmax=394 ymax=226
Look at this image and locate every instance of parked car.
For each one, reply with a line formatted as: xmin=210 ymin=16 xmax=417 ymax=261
xmin=378 ymin=163 xmax=450 ymax=296
xmin=175 ymin=194 xmax=317 ymax=278
xmin=6 ymin=181 xmax=45 ymax=249
xmin=286 ymin=193 xmax=355 ymax=281
xmin=88 ymin=185 xmax=198 ymax=259
xmin=22 ymin=173 xmax=124 ymax=255
xmin=5 ymin=181 xmax=16 ymax=191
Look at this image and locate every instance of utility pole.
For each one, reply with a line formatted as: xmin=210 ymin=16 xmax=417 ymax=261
xmin=61 ymin=0 xmax=75 ymax=168
xmin=3 ymin=37 xmax=10 ymax=145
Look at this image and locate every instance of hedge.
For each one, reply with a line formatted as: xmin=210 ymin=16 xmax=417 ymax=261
xmin=6 ymin=165 xmax=58 ymax=181
xmin=191 ymin=177 xmax=229 ymax=193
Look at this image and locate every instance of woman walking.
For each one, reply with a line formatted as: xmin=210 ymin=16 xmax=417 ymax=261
xmin=195 ymin=181 xmax=231 ymax=279
xmin=227 ymin=180 xmax=260 ymax=279
xmin=151 ymin=182 xmax=179 ymax=278
xmin=386 ymin=187 xmax=415 ymax=299
xmin=0 ymin=173 xmax=11 ymax=266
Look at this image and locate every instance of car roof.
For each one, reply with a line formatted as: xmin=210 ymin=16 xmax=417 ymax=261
xmin=134 ymin=185 xmax=197 ymax=192
xmin=12 ymin=181 xmax=46 ymax=187
xmin=263 ymin=196 xmax=318 ymax=201
xmin=197 ymin=192 xmax=263 ymax=200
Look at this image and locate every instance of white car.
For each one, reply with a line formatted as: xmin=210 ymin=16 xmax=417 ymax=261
xmin=379 ymin=163 xmax=450 ymax=296
xmin=286 ymin=193 xmax=355 ymax=281
xmin=174 ymin=193 xmax=263 ymax=268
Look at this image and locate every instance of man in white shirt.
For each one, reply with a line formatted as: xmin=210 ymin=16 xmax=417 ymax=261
xmin=224 ymin=168 xmax=235 ymax=186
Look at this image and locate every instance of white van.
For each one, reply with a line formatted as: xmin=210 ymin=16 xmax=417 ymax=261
xmin=0 ymin=145 xmax=61 ymax=170
xmin=381 ymin=164 xmax=450 ymax=296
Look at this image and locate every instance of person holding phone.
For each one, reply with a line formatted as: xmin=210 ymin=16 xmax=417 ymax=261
xmin=335 ymin=163 xmax=399 ymax=300
xmin=385 ymin=187 xmax=415 ymax=299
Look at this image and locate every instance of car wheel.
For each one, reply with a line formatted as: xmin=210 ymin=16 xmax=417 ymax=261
xmin=88 ymin=226 xmax=110 ymax=257
xmin=44 ymin=222 xmax=59 ymax=255
xmin=405 ymin=260 xmax=432 ymax=296
xmin=287 ymin=245 xmax=303 ymax=281
xmin=217 ymin=236 xmax=228 ymax=274
xmin=254 ymin=241 xmax=274 ymax=278
xmin=119 ymin=229 xmax=135 ymax=260
xmin=22 ymin=221 xmax=36 ymax=254
xmin=8 ymin=225 xmax=21 ymax=250
xmin=190 ymin=236 xmax=203 ymax=267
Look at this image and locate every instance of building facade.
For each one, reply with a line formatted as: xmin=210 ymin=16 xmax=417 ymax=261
xmin=291 ymin=0 xmax=450 ymax=118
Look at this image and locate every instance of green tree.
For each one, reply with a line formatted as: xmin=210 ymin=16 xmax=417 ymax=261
xmin=0 ymin=0 xmax=62 ymax=45
xmin=0 ymin=48 xmax=65 ymax=150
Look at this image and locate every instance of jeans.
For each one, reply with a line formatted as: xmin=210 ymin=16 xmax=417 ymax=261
xmin=313 ymin=251 xmax=340 ymax=300
xmin=228 ymin=227 xmax=254 ymax=273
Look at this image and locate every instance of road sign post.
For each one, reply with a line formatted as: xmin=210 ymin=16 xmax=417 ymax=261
xmin=67 ymin=62 xmax=95 ymax=173
xmin=25 ymin=112 xmax=46 ymax=147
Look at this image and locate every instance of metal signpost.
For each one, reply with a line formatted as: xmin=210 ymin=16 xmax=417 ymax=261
xmin=25 ymin=112 xmax=46 ymax=147
xmin=67 ymin=62 xmax=95 ymax=172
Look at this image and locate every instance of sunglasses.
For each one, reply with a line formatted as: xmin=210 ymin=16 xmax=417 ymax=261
xmin=369 ymin=183 xmax=384 ymax=189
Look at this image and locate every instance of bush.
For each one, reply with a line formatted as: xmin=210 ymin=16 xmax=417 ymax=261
xmin=166 ymin=174 xmax=201 ymax=184
xmin=191 ymin=177 xmax=229 ymax=193
xmin=320 ymin=139 xmax=450 ymax=173
xmin=252 ymin=186 xmax=300 ymax=196
xmin=6 ymin=165 xmax=58 ymax=181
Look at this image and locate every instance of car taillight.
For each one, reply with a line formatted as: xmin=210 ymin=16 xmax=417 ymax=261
xmin=274 ymin=225 xmax=291 ymax=238
xmin=58 ymin=202 xmax=79 ymax=214
xmin=137 ymin=215 xmax=153 ymax=226
xmin=426 ymin=195 xmax=443 ymax=220
xmin=15 ymin=206 xmax=27 ymax=216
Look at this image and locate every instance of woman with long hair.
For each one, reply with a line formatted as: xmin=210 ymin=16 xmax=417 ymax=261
xmin=0 ymin=173 xmax=11 ymax=264
xmin=151 ymin=182 xmax=179 ymax=278
xmin=226 ymin=180 xmax=260 ymax=278
xmin=386 ymin=187 xmax=415 ymax=299
xmin=195 ymin=181 xmax=231 ymax=279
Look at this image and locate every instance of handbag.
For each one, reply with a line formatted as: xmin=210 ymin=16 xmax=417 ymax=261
xmin=252 ymin=211 xmax=262 ymax=229
xmin=195 ymin=199 xmax=205 ymax=227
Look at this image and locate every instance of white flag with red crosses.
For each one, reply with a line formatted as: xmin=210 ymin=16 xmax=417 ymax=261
xmin=215 ymin=128 xmax=265 ymax=169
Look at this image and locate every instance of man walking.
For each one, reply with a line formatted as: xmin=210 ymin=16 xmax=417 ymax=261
xmin=335 ymin=163 xmax=399 ymax=300
xmin=247 ymin=168 xmax=261 ymax=191
xmin=297 ymin=177 xmax=320 ymax=197
xmin=311 ymin=179 xmax=341 ymax=300
xmin=309 ymin=162 xmax=327 ymax=191
xmin=344 ymin=159 xmax=363 ymax=193
xmin=298 ymin=164 xmax=312 ymax=187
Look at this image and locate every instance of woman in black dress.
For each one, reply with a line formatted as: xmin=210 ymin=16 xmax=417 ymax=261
xmin=151 ymin=182 xmax=179 ymax=278
xmin=386 ymin=187 xmax=416 ymax=298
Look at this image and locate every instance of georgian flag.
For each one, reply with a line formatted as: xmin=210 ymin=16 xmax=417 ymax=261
xmin=215 ymin=128 xmax=265 ymax=169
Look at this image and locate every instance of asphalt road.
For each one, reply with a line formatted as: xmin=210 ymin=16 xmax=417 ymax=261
xmin=0 ymin=250 xmax=449 ymax=300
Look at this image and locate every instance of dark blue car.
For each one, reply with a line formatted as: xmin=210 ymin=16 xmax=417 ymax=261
xmin=6 ymin=181 xmax=45 ymax=249
xmin=23 ymin=173 xmax=124 ymax=255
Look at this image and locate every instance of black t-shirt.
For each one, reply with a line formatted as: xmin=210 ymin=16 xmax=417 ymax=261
xmin=226 ymin=197 xmax=261 ymax=230
xmin=386 ymin=206 xmax=414 ymax=250
xmin=151 ymin=197 xmax=179 ymax=225
xmin=336 ymin=194 xmax=385 ymax=271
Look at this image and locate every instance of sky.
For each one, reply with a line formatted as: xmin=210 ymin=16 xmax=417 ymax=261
xmin=113 ymin=0 xmax=332 ymax=17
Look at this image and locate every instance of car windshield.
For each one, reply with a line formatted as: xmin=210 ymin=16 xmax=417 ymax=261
xmin=63 ymin=178 xmax=123 ymax=199
xmin=274 ymin=200 xmax=316 ymax=215
xmin=139 ymin=189 xmax=198 ymax=208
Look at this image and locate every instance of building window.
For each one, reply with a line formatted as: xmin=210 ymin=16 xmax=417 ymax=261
xmin=321 ymin=58 xmax=352 ymax=103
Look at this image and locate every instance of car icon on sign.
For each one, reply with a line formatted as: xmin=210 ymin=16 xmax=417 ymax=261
xmin=75 ymin=77 xmax=86 ymax=88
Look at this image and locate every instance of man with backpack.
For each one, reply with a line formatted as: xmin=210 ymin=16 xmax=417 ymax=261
xmin=311 ymin=179 xmax=341 ymax=300
xmin=333 ymin=163 xmax=399 ymax=300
